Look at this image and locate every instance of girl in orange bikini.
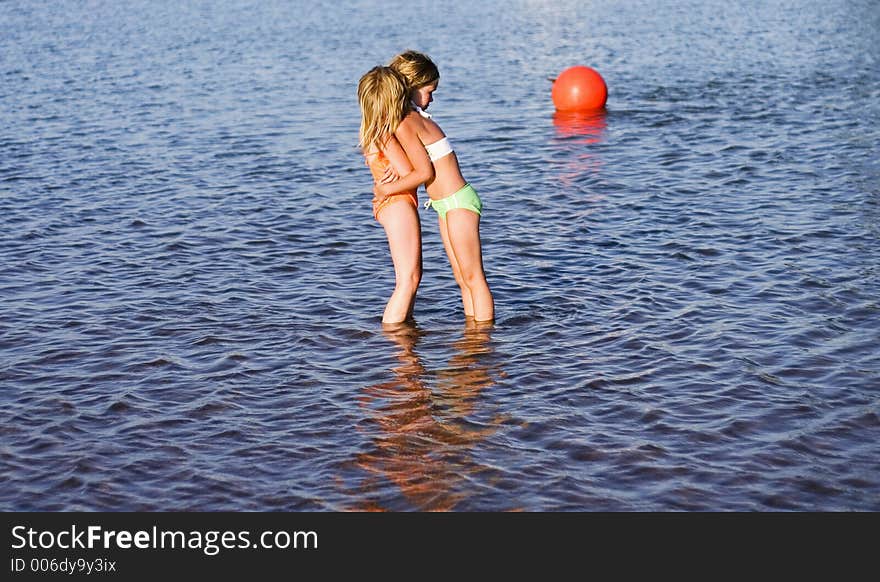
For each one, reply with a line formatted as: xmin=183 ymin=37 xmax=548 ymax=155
xmin=358 ymin=67 xmax=424 ymax=324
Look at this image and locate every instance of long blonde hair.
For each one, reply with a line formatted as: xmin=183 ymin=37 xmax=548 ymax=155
xmin=358 ymin=66 xmax=411 ymax=154
xmin=388 ymin=50 xmax=440 ymax=91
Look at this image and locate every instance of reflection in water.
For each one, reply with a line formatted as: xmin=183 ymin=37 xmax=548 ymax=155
xmin=553 ymin=109 xmax=607 ymax=211
xmin=552 ymin=110 xmax=607 ymax=144
xmin=353 ymin=321 xmax=502 ymax=511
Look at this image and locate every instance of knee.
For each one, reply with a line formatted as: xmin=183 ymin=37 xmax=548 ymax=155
xmin=460 ymin=266 xmax=486 ymax=290
xmin=397 ymin=268 xmax=422 ymax=292
xmin=409 ymin=268 xmax=422 ymax=289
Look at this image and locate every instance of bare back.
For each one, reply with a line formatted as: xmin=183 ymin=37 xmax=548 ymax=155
xmin=404 ymin=111 xmax=467 ymax=200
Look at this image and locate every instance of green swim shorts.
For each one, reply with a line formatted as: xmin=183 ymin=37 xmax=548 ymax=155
xmin=424 ymin=183 xmax=482 ymax=220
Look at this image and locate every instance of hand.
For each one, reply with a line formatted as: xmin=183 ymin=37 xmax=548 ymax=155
xmin=379 ymin=165 xmax=400 ymax=184
xmin=373 ymin=182 xmax=389 ymax=202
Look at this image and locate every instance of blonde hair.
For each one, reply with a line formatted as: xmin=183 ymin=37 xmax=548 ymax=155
xmin=388 ymin=50 xmax=440 ymax=92
xmin=358 ymin=66 xmax=411 ymax=154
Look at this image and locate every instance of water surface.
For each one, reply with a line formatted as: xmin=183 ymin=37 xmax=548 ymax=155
xmin=1 ymin=0 xmax=879 ymax=510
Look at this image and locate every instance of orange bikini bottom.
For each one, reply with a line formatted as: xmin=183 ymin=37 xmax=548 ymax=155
xmin=373 ymin=191 xmax=418 ymax=220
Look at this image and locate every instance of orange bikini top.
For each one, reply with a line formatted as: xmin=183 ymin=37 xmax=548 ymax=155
xmin=365 ymin=150 xmax=391 ymax=182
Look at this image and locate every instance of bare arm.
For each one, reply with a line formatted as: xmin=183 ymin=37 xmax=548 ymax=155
xmin=380 ymin=135 xmax=414 ymax=180
xmin=374 ymin=115 xmax=434 ymax=198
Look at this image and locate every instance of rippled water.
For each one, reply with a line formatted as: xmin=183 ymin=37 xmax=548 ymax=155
xmin=2 ymin=0 xmax=879 ymax=511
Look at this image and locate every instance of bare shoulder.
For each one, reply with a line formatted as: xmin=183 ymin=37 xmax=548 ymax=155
xmin=420 ymin=116 xmax=446 ymax=141
xmin=397 ymin=111 xmax=425 ymax=134
xmin=400 ymin=110 xmax=445 ymax=142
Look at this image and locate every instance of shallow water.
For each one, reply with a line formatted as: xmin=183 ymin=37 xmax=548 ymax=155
xmin=1 ymin=0 xmax=879 ymax=511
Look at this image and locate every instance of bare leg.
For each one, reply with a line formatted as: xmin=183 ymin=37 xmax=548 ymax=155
xmin=437 ymin=214 xmax=475 ymax=317
xmin=378 ymin=201 xmax=422 ymax=323
xmin=443 ymin=209 xmax=494 ymax=322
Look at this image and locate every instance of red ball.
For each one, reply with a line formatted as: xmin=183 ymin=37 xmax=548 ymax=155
xmin=551 ymin=66 xmax=608 ymax=112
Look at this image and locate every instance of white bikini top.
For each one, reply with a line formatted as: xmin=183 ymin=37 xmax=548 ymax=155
xmin=425 ymin=137 xmax=453 ymax=162
xmin=413 ymin=104 xmax=454 ymax=162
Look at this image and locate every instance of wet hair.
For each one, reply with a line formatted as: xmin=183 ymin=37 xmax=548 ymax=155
xmin=357 ymin=66 xmax=411 ymax=154
xmin=388 ymin=50 xmax=440 ymax=91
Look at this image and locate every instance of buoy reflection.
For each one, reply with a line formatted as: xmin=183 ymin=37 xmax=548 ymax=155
xmin=552 ymin=109 xmax=607 ymax=144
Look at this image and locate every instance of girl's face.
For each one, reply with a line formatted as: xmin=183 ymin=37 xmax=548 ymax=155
xmin=412 ymin=82 xmax=437 ymax=110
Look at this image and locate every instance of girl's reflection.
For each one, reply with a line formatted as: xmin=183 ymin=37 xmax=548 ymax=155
xmin=355 ymin=320 xmax=501 ymax=511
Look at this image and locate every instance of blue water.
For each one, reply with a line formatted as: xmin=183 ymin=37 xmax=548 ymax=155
xmin=1 ymin=0 xmax=878 ymax=511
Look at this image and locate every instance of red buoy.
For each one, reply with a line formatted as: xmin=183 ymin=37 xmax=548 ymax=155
xmin=551 ymin=66 xmax=607 ymax=112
